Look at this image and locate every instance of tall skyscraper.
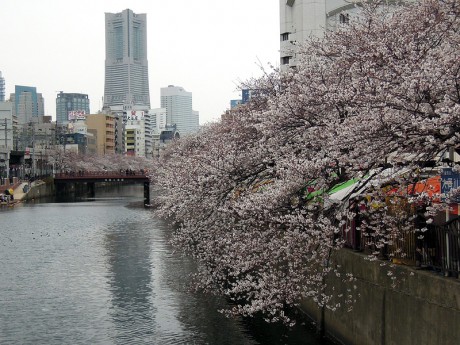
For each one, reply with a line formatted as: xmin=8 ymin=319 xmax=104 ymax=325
xmin=160 ymin=85 xmax=199 ymax=135
xmin=55 ymin=92 xmax=90 ymax=124
xmin=10 ymin=85 xmax=44 ymax=124
xmin=0 ymin=72 xmax=5 ymax=102
xmin=104 ymin=9 xmax=150 ymax=109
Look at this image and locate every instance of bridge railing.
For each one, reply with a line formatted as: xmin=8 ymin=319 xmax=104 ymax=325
xmin=54 ymin=170 xmax=148 ymax=178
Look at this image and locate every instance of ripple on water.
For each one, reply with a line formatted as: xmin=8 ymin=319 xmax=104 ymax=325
xmin=0 ymin=187 xmax=330 ymax=345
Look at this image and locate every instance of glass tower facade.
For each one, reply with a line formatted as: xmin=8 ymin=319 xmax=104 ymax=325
xmin=10 ymin=85 xmax=44 ymax=124
xmin=104 ymin=9 xmax=150 ymax=109
xmin=55 ymin=92 xmax=90 ymax=124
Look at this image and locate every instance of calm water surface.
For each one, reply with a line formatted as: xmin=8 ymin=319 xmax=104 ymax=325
xmin=0 ymin=185 xmax=331 ymax=345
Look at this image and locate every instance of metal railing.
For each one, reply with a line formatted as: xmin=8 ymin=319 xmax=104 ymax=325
xmin=340 ymin=207 xmax=460 ymax=278
xmin=54 ymin=170 xmax=148 ymax=178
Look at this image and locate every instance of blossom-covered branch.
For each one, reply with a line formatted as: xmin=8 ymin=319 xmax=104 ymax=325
xmin=153 ymin=0 xmax=460 ymax=324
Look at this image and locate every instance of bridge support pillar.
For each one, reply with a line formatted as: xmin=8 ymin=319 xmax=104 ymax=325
xmin=144 ymin=182 xmax=150 ymax=207
xmin=87 ymin=182 xmax=95 ymax=198
xmin=55 ymin=183 xmax=67 ymax=196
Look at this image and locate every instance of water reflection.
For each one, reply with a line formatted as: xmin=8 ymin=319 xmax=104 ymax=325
xmin=104 ymin=219 xmax=155 ymax=344
xmin=0 ymin=185 xmax=332 ymax=345
xmin=102 ymin=207 xmax=257 ymax=345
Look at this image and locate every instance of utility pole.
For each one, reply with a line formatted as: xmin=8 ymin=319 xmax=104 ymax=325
xmin=5 ymin=118 xmax=8 ymax=180
xmin=1 ymin=118 xmax=11 ymax=180
xmin=4 ymin=118 xmax=6 ymax=148
xmin=31 ymin=123 xmax=35 ymax=178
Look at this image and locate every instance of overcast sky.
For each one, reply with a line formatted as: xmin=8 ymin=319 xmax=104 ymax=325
xmin=1 ymin=0 xmax=280 ymax=125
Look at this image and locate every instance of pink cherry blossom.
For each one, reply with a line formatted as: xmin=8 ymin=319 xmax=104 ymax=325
xmin=153 ymin=0 xmax=460 ymax=324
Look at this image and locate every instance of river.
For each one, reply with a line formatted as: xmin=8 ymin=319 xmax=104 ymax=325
xmin=0 ymin=184 xmax=332 ymax=345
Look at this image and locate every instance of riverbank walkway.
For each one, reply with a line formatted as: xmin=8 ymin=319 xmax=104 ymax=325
xmin=12 ymin=182 xmax=29 ymax=200
xmin=0 ymin=179 xmax=44 ymax=206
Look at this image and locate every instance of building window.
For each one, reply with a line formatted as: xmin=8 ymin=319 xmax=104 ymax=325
xmin=281 ymin=32 xmax=289 ymax=41
xmin=281 ymin=56 xmax=291 ymax=65
xmin=339 ymin=13 xmax=350 ymax=24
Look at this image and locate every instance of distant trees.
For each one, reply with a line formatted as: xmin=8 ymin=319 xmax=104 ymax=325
xmin=153 ymin=0 xmax=460 ymax=324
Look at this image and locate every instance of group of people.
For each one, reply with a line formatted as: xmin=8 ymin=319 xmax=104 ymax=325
xmin=0 ymin=189 xmax=14 ymax=205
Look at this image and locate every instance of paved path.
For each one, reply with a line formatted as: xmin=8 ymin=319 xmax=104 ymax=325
xmin=13 ymin=182 xmax=29 ymax=201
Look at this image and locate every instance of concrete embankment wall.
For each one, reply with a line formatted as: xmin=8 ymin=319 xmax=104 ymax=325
xmin=22 ymin=181 xmax=55 ymax=201
xmin=23 ymin=179 xmax=137 ymax=201
xmin=300 ymin=250 xmax=460 ymax=345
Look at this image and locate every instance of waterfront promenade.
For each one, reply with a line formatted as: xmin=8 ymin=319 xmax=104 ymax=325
xmin=0 ymin=178 xmax=44 ymax=205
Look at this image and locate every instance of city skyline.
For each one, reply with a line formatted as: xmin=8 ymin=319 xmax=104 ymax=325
xmin=0 ymin=0 xmax=280 ymax=125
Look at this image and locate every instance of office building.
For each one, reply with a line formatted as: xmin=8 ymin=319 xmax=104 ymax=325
xmin=10 ymin=86 xmax=45 ymax=124
xmin=280 ymin=0 xmax=347 ymax=68
xmin=86 ymin=114 xmax=116 ymax=155
xmin=9 ymin=85 xmax=44 ymax=125
xmin=56 ymin=92 xmax=90 ymax=125
xmin=160 ymin=85 xmax=199 ymax=135
xmin=149 ymin=108 xmax=167 ymax=133
xmin=104 ymin=9 xmax=150 ymax=109
xmin=123 ymin=110 xmax=145 ymax=157
xmin=280 ymin=0 xmax=415 ymax=69
xmin=144 ymin=108 xmax=166 ymax=157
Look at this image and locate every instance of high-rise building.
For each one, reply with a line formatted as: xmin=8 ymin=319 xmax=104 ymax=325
xmin=160 ymin=85 xmax=199 ymax=135
xmin=104 ymin=9 xmax=150 ymax=109
xmin=10 ymin=85 xmax=44 ymax=125
xmin=0 ymin=72 xmax=5 ymax=102
xmin=280 ymin=0 xmax=342 ymax=68
xmin=280 ymin=0 xmax=414 ymax=69
xmin=56 ymin=92 xmax=90 ymax=125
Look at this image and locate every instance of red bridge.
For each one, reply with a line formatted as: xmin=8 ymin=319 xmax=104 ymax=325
xmin=54 ymin=170 xmax=151 ymax=206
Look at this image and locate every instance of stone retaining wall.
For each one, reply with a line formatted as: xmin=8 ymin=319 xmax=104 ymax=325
xmin=23 ymin=181 xmax=55 ymax=201
xmin=300 ymin=250 xmax=460 ymax=345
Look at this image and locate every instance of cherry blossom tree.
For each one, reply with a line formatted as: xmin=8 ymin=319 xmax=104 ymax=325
xmin=153 ymin=0 xmax=460 ymax=324
xmin=54 ymin=151 xmax=152 ymax=174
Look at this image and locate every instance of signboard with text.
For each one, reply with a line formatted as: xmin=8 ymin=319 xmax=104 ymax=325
xmin=441 ymin=167 xmax=460 ymax=202
xmin=68 ymin=110 xmax=86 ymax=121
xmin=125 ymin=110 xmax=144 ymax=121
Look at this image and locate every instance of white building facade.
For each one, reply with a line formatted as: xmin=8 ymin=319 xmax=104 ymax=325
xmin=280 ymin=0 xmax=412 ymax=68
xmin=149 ymin=108 xmax=167 ymax=132
xmin=123 ymin=110 xmax=146 ymax=157
xmin=160 ymin=85 xmax=199 ymax=136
